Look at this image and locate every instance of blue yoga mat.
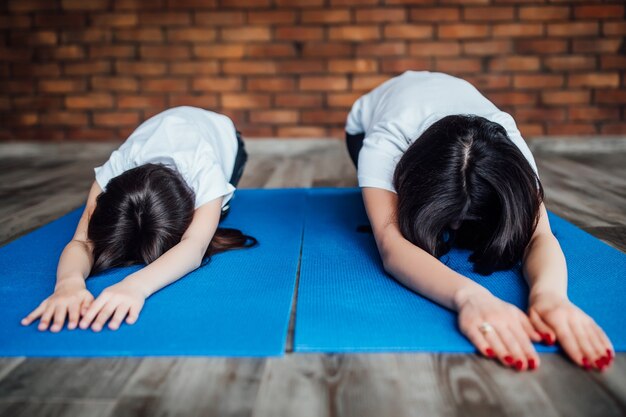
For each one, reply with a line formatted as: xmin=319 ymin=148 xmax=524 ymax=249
xmin=295 ymin=188 xmax=626 ymax=353
xmin=0 ymin=189 xmax=305 ymax=357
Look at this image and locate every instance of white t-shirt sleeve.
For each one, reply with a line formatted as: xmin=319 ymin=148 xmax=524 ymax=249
xmin=346 ymin=96 xmax=365 ymax=134
xmin=94 ymin=149 xmax=131 ymax=190
xmin=187 ymin=158 xmax=236 ymax=209
xmin=357 ymin=133 xmax=404 ymax=193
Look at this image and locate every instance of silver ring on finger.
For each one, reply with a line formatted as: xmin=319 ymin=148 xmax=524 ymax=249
xmin=479 ymin=322 xmax=495 ymax=335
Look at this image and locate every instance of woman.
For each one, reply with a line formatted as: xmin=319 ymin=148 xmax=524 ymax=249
xmin=346 ymin=71 xmax=613 ymax=372
xmin=22 ymin=106 xmax=256 ymax=332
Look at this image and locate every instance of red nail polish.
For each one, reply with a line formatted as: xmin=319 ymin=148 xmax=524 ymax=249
xmin=486 ymin=348 xmax=495 ymax=358
xmin=515 ymin=360 xmax=524 ymax=371
xmin=504 ymin=355 xmax=514 ymax=364
xmin=582 ymin=357 xmax=591 ymax=370
xmin=606 ymin=349 xmax=613 ymax=359
xmin=545 ymin=334 xmax=555 ymax=345
xmin=528 ymin=358 xmax=536 ymax=370
xmin=595 ymin=358 xmax=604 ymax=369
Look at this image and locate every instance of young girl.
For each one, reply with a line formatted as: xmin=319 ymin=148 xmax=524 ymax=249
xmin=346 ymin=71 xmax=613 ymax=372
xmin=21 ymin=106 xmax=256 ymax=333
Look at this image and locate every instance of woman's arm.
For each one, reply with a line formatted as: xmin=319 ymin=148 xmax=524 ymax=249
xmin=362 ymin=187 xmax=541 ymax=370
xmin=79 ymin=197 xmax=223 ymax=332
xmin=21 ymin=181 xmax=102 ymax=332
xmin=524 ymin=205 xmax=613 ymax=370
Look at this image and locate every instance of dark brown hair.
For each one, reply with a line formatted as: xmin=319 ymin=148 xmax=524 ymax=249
xmin=393 ymin=115 xmax=543 ymax=275
xmin=88 ymin=163 xmax=256 ymax=274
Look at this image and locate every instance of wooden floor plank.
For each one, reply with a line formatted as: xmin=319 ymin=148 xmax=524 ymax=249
xmin=0 ymin=399 xmax=114 ymax=417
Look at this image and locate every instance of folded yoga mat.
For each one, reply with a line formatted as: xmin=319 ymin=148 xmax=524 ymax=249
xmin=0 ymin=189 xmax=305 ymax=356
xmin=295 ymin=188 xmax=626 ymax=353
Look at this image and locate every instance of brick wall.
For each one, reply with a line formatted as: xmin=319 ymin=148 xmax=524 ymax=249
xmin=0 ymin=0 xmax=624 ymax=141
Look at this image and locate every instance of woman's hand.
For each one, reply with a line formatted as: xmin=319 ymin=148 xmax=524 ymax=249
xmin=21 ymin=278 xmax=93 ymax=332
xmin=79 ymin=279 xmax=146 ymax=332
xmin=456 ymin=288 xmax=542 ymax=371
xmin=529 ymin=292 xmax=613 ymax=371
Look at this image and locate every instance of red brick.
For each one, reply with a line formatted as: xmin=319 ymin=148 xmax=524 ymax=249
xmin=601 ymin=55 xmax=626 ymax=70
xmin=140 ymin=45 xmax=190 ymax=60
xmin=300 ymin=76 xmax=348 ymax=91
xmin=0 ymin=15 xmax=31 ymax=29
xmin=384 ymin=24 xmax=433 ymax=40
xmin=139 ymin=12 xmax=191 ymax=26
xmin=63 ymin=61 xmax=111 ymax=76
xmin=277 ymin=60 xmax=325 ymax=74
xmin=247 ymin=44 xmax=296 ymax=58
xmin=547 ymin=123 xmax=596 ymax=136
xmin=116 ymin=61 xmax=167 ymax=75
xmin=92 ymin=77 xmax=139 ymax=92
xmin=169 ymin=94 xmax=218 ymax=108
xmin=328 ymin=26 xmax=381 ymax=41
xmin=90 ymin=45 xmax=135 ymax=58
xmin=12 ymin=63 xmax=61 ymax=77
xmin=39 ymin=45 xmax=85 ymax=60
xmin=275 ymin=0 xmax=324 ymax=6
xmin=603 ymin=22 xmax=626 ymax=36
xmin=40 ymin=111 xmax=88 ymax=126
xmin=195 ymin=11 xmax=245 ymax=26
xmin=141 ymin=78 xmax=189 ymax=92
xmin=513 ymin=75 xmax=564 ymax=89
xmin=409 ymin=41 xmax=460 ymax=56
xmin=601 ymin=123 xmax=626 ymax=135
xmin=118 ymin=95 xmax=166 ymax=109
xmin=569 ymin=73 xmax=620 ymax=88
xmin=7 ymin=113 xmax=39 ymax=126
xmin=329 ymin=59 xmax=378 ymax=73
xmin=248 ymin=11 xmax=297 ymax=24
xmin=517 ymin=124 xmax=544 ymax=137
xmin=542 ymin=91 xmax=590 ymax=105
xmin=223 ymin=61 xmax=277 ymax=75
xmin=353 ymin=75 xmax=392 ymax=90
xmin=493 ymin=23 xmax=543 ymax=38
xmin=515 ymin=39 xmax=568 ymax=54
xmin=250 ymin=110 xmax=299 ymax=124
xmin=114 ymin=0 xmax=165 ymax=10
xmin=439 ymin=24 xmax=489 ymax=39
xmin=66 ymin=128 xmax=119 ymax=140
xmin=39 ymin=79 xmax=86 ymax=93
xmin=327 ymin=92 xmax=362 ymax=107
xmin=356 ymin=8 xmax=407 ymax=23
xmin=246 ymin=77 xmax=295 ymax=91
xmin=518 ymin=6 xmax=569 ymax=21
xmin=381 ymin=58 xmax=431 ymax=73
xmin=302 ymin=43 xmax=353 ymax=57
xmin=574 ymin=5 xmax=624 ymax=19
xmin=301 ymin=9 xmax=351 ymax=23
xmin=3 ymin=80 xmax=36 ymax=94
xmin=464 ymin=7 xmax=514 ymax=21
xmin=222 ymin=93 xmax=271 ymax=109
xmin=488 ymin=92 xmax=537 ymax=106
xmin=489 ymin=57 xmax=541 ymax=72
xmin=7 ymin=0 xmax=57 ymax=12
xmin=465 ymin=74 xmax=512 ymax=90
xmin=595 ymin=90 xmax=626 ymax=104
xmin=61 ymin=0 xmax=109 ymax=10
xmin=167 ymin=28 xmax=216 ymax=42
xmin=357 ymin=42 xmax=406 ymax=56
xmin=275 ymin=94 xmax=323 ymax=108
xmin=61 ymin=29 xmax=112 ymax=43
xmin=10 ymin=31 xmax=58 ymax=46
xmin=548 ymin=22 xmax=599 ymax=37
xmin=569 ymin=107 xmax=620 ymax=122
xmin=13 ymin=96 xmax=64 ymax=111
xmin=94 ymin=112 xmax=141 ymax=127
xmin=92 ymin=13 xmax=138 ymax=27
xmin=302 ymin=110 xmax=346 ymax=124
xmin=115 ymin=28 xmax=163 ymax=42
xmin=275 ymin=27 xmax=324 ymax=41
xmin=435 ymin=58 xmax=481 ymax=73
xmin=222 ymin=27 xmax=271 ymax=42
xmin=515 ymin=108 xmax=566 ymax=122
xmin=192 ymin=77 xmax=243 ymax=92
xmin=463 ymin=40 xmax=512 ymax=55
xmin=0 ymin=47 xmax=32 ymax=61
xmin=66 ymin=93 xmax=114 ymax=109
xmin=277 ymin=126 xmax=327 ymax=138
xmin=573 ymin=39 xmax=622 ymax=54
xmin=194 ymin=44 xmax=245 ymax=58
xmin=410 ymin=7 xmax=460 ymax=22
xmin=544 ymin=56 xmax=596 ymax=71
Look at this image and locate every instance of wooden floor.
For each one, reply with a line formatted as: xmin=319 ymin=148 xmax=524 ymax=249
xmin=0 ymin=139 xmax=625 ymax=417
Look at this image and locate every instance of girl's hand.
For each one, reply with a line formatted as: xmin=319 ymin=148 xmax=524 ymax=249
xmin=456 ymin=288 xmax=542 ymax=371
xmin=79 ymin=279 xmax=146 ymax=332
xmin=529 ymin=292 xmax=614 ymax=371
xmin=21 ymin=278 xmax=93 ymax=332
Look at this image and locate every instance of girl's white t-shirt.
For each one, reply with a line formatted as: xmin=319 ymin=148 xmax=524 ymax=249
xmin=346 ymin=71 xmax=539 ymax=193
xmin=94 ymin=106 xmax=238 ymax=209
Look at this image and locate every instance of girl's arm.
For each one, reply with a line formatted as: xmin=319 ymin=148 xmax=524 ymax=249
xmin=79 ymin=197 xmax=223 ymax=332
xmin=21 ymin=181 xmax=102 ymax=332
xmin=362 ymin=187 xmax=541 ymax=371
xmin=524 ymin=205 xmax=613 ymax=369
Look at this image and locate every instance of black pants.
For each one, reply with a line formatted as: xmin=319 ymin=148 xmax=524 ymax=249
xmin=346 ymin=131 xmax=365 ymax=168
xmin=221 ymin=130 xmax=248 ymax=219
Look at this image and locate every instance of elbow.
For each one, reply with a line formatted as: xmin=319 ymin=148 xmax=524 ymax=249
xmin=377 ymin=233 xmax=396 ymax=275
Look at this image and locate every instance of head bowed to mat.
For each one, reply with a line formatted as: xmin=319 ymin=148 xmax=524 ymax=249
xmin=0 ymin=189 xmax=306 ymax=357
xmin=294 ymin=188 xmax=626 ymax=353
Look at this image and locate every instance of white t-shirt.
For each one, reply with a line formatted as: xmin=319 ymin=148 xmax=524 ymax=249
xmin=346 ymin=71 xmax=538 ymax=193
xmin=94 ymin=106 xmax=238 ymax=209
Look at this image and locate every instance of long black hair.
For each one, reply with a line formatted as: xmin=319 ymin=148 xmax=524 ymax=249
xmin=393 ymin=115 xmax=543 ymax=275
xmin=88 ymin=163 xmax=256 ymax=274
